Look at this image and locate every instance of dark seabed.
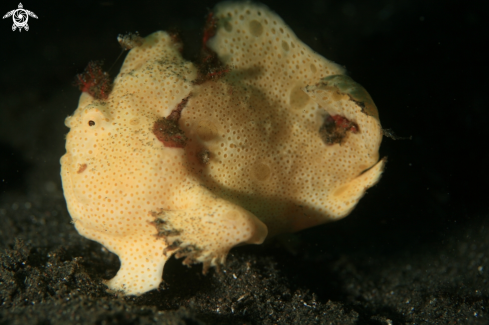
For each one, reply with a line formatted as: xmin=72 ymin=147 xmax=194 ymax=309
xmin=1 ymin=0 xmax=488 ymax=324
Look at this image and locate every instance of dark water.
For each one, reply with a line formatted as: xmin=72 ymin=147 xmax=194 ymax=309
xmin=0 ymin=0 xmax=487 ymax=323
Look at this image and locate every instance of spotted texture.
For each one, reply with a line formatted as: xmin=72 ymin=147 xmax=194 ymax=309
xmin=192 ymin=2 xmax=385 ymax=234
xmin=61 ymin=2 xmax=385 ymax=296
xmin=61 ymin=32 xmax=267 ymax=295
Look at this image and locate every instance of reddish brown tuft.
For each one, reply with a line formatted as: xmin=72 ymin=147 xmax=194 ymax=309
xmin=74 ymin=61 xmax=113 ymax=100
xmin=193 ymin=12 xmax=231 ymax=85
xmin=153 ymin=97 xmax=189 ymax=148
xmin=194 ymin=52 xmax=230 ymax=85
xmin=202 ymin=12 xmax=217 ymax=48
xmin=330 ymin=115 xmax=359 ymax=133
xmin=319 ymin=114 xmax=359 ymax=145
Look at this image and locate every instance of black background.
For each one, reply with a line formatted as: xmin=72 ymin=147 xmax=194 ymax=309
xmin=0 ymin=0 xmax=488 ymax=324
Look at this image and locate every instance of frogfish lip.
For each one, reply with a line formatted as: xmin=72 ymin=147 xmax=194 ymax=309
xmin=60 ymin=153 xmax=75 ymax=205
xmin=60 ymin=152 xmax=71 ymax=172
xmin=61 ymin=151 xmax=94 ymax=216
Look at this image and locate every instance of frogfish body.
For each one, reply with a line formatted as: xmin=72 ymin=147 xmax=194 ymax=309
xmin=61 ymin=2 xmax=385 ymax=295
